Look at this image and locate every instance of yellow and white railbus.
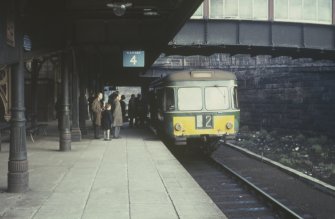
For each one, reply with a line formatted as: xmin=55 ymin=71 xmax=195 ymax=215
xmin=149 ymin=69 xmax=240 ymax=154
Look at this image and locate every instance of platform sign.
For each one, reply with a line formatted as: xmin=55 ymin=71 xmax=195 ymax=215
xmin=123 ymin=51 xmax=145 ymax=67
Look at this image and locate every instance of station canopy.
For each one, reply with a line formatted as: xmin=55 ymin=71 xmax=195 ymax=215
xmin=19 ymin=0 xmax=203 ymax=84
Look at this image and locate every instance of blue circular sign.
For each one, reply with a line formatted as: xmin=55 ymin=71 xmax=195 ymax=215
xmin=23 ymin=34 xmax=32 ymax=51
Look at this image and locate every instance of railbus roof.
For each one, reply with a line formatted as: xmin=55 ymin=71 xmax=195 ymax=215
xmin=150 ymin=70 xmax=237 ymax=87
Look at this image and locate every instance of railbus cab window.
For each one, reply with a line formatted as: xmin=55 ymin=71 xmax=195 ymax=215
xmin=178 ymin=88 xmax=202 ymax=110
xmin=205 ymin=87 xmax=230 ymax=110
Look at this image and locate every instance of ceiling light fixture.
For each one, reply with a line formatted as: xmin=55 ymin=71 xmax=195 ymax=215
xmin=106 ymin=2 xmax=132 ymax=16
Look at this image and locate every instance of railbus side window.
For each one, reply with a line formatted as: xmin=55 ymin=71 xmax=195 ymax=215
xmin=157 ymin=88 xmax=164 ymax=112
xmin=165 ymin=88 xmax=175 ymax=111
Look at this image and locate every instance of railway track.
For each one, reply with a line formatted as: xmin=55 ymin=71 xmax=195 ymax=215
xmin=164 ymin=134 xmax=335 ymax=218
xmin=168 ymin=140 xmax=335 ymax=218
xmin=169 ymin=144 xmax=321 ymax=219
xmin=213 ymin=143 xmax=335 ymax=219
xmin=212 ymin=158 xmax=304 ymax=218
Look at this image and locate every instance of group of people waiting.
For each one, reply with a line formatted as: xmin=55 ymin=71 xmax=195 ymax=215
xmin=91 ymin=91 xmax=123 ymax=140
xmin=89 ymin=91 xmax=147 ymax=141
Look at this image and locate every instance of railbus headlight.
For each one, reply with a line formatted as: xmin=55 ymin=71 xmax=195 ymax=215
xmin=226 ymin=122 xmax=233 ymax=130
xmin=175 ymin=123 xmax=183 ymax=131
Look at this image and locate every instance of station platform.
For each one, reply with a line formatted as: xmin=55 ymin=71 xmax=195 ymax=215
xmin=0 ymin=122 xmax=225 ymax=219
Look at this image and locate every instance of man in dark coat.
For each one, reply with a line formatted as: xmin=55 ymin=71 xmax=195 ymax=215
xmin=92 ymin=92 xmax=103 ymax=139
xmin=79 ymin=93 xmax=89 ymax=135
xmin=128 ymin=94 xmax=136 ymax=127
xmin=55 ymin=95 xmax=61 ymax=131
xmin=135 ymin=94 xmax=147 ymax=127
xmin=120 ymin=95 xmax=126 ymax=122
xmin=87 ymin=92 xmax=95 ymax=121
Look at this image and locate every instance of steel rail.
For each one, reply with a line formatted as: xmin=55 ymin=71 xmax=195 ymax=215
xmin=225 ymin=142 xmax=335 ymax=196
xmin=210 ymin=156 xmax=303 ymax=219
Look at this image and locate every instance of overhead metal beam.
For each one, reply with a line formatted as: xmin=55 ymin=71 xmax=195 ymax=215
xmin=169 ymin=20 xmax=335 ymax=60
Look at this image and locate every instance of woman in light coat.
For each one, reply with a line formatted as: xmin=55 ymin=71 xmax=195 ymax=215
xmin=112 ymin=93 xmax=123 ymax=138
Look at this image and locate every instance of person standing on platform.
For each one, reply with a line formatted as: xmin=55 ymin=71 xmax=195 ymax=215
xmin=120 ymin=95 xmax=126 ymax=123
xmin=108 ymin=90 xmax=117 ymax=105
xmin=101 ymin=103 xmax=112 ymax=141
xmin=55 ymin=95 xmax=61 ymax=131
xmin=128 ymin=94 xmax=136 ymax=127
xmin=92 ymin=92 xmax=103 ymax=139
xmin=88 ymin=92 xmax=95 ymax=121
xmin=112 ymin=92 xmax=123 ymax=138
xmin=135 ymin=94 xmax=147 ymax=127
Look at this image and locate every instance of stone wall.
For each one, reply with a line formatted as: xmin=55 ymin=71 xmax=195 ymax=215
xmin=150 ymin=54 xmax=335 ymax=136
xmin=236 ymin=64 xmax=335 ymax=136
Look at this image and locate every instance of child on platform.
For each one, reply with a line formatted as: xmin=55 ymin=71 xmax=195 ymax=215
xmin=101 ymin=103 xmax=113 ymax=141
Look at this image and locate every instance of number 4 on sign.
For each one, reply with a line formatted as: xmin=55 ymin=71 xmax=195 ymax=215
xmin=130 ymin=55 xmax=137 ymax=65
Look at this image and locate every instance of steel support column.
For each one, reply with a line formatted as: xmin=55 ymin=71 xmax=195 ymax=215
xmin=59 ymin=52 xmax=71 ymax=151
xmin=71 ymin=50 xmax=81 ymax=141
xmin=79 ymin=54 xmax=88 ymax=136
xmin=8 ymin=34 xmax=28 ymax=193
